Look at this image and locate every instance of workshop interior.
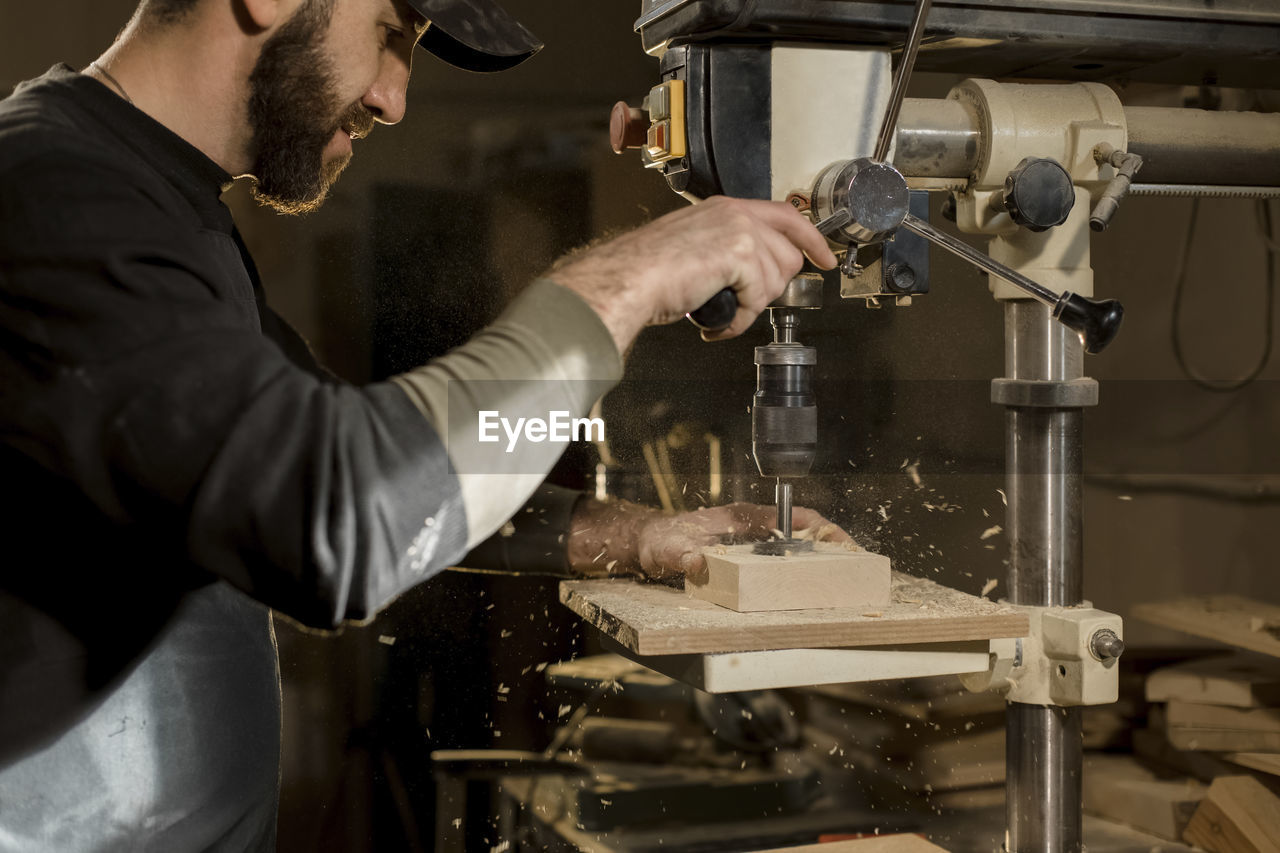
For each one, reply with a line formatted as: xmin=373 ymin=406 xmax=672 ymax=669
xmin=6 ymin=0 xmax=1280 ymax=851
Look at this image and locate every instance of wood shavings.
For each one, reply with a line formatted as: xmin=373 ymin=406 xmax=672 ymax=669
xmin=980 ymin=525 xmax=1002 ymax=541
xmin=981 ymin=578 xmax=999 ymax=597
xmin=377 ymin=635 xmax=396 ymax=646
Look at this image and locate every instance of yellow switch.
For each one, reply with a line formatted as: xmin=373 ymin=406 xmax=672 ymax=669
xmin=645 ymin=79 xmax=686 ymax=162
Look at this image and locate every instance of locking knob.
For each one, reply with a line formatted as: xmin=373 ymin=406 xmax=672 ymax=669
xmin=609 ymin=101 xmax=648 ymax=154
xmin=1001 ymin=157 xmax=1075 ymax=233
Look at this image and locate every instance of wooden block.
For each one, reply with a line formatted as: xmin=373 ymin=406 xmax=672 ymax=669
xmin=1083 ymin=755 xmax=1207 ymax=841
xmin=1148 ymin=654 xmax=1280 ymax=709
xmin=559 ymin=573 xmax=1029 ymax=656
xmin=1167 ymin=702 xmax=1280 ymax=752
xmin=689 ymin=542 xmax=890 ymax=612
xmin=1133 ymin=596 xmax=1280 ymax=659
xmin=1182 ymin=776 xmax=1280 ymax=852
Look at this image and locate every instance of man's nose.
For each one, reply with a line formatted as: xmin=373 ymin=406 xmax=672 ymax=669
xmin=361 ymin=52 xmax=412 ymax=125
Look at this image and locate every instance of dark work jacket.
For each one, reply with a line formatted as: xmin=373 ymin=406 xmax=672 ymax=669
xmin=0 ymin=65 xmax=574 ymax=851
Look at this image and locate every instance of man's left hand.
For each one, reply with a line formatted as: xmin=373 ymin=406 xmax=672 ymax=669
xmin=567 ymin=498 xmax=852 ymax=584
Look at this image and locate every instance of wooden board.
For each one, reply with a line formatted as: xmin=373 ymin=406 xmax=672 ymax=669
xmin=691 ymin=542 xmax=890 ymax=612
xmin=1167 ymin=701 xmax=1280 ymax=752
xmin=1083 ymin=755 xmax=1206 ymax=841
xmin=913 ymin=727 xmax=1005 ymax=791
xmin=1133 ymin=596 xmax=1280 ymax=659
xmin=749 ymin=836 xmax=948 ymax=853
xmin=1148 ymin=654 xmax=1280 ymax=709
xmin=1182 ymin=776 xmax=1280 ymax=852
xmin=1134 ymin=725 xmax=1254 ymax=783
xmin=1228 ymin=753 xmax=1280 ymax=778
xmin=559 ymin=572 xmax=1029 ymax=656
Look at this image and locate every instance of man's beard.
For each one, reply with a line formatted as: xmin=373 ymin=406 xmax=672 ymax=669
xmin=246 ymin=0 xmax=375 ymax=215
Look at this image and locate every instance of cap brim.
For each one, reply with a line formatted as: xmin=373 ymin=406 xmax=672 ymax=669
xmin=407 ymin=0 xmax=542 ymax=72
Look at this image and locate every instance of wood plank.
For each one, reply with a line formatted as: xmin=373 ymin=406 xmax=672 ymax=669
xmin=749 ymin=836 xmax=948 ymax=853
xmin=1083 ymin=755 xmax=1206 ymax=841
xmin=1228 ymin=753 xmax=1280 ymax=778
xmin=1167 ymin=702 xmax=1280 ymax=752
xmin=1182 ymin=776 xmax=1280 ymax=852
xmin=691 ymin=542 xmax=890 ymax=612
xmin=912 ymin=727 xmax=1005 ymax=791
xmin=1147 ymin=654 xmax=1280 ymax=709
xmin=559 ymin=572 xmax=1029 ymax=656
xmin=1134 ymin=725 xmax=1257 ymax=783
xmin=1133 ymin=596 xmax=1280 ymax=659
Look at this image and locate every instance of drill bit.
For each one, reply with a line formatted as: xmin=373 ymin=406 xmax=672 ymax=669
xmin=776 ymin=479 xmax=792 ymax=539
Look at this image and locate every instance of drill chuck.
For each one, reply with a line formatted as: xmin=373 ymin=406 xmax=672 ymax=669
xmin=752 ymin=344 xmax=817 ymax=479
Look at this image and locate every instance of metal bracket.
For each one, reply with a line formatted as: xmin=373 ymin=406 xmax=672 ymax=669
xmin=961 ymin=603 xmax=1122 ymax=706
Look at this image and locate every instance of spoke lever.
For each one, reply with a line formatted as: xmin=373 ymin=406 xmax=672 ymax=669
xmin=900 ymin=214 xmax=1123 ymax=353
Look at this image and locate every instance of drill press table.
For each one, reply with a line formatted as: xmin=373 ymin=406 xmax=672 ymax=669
xmin=559 ymin=573 xmax=1029 ymax=692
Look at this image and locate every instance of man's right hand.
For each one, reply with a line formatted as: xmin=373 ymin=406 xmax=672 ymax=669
xmin=550 ymin=196 xmax=838 ymax=352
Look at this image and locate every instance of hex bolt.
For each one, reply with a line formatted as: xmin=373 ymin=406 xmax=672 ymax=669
xmin=1089 ymin=628 xmax=1125 ymax=661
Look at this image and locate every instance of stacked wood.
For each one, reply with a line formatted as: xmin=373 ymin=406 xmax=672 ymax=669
xmin=1136 ymin=652 xmax=1280 ymax=849
xmin=1144 ymin=654 xmax=1280 ymax=771
xmin=1082 ymin=754 xmax=1206 ymax=841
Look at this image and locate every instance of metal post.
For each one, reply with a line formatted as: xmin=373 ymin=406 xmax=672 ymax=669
xmin=1003 ymin=301 xmax=1085 ymax=853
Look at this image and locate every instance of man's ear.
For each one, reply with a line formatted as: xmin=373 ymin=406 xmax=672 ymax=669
xmin=238 ymin=0 xmax=288 ymax=31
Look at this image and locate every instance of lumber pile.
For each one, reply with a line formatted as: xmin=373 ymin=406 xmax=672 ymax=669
xmin=1132 ymin=652 xmax=1280 ymax=849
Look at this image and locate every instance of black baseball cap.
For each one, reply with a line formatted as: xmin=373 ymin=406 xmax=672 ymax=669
xmin=407 ymin=0 xmax=542 ymax=72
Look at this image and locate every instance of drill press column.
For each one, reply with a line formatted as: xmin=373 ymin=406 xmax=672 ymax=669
xmin=1003 ymin=300 xmax=1087 ymax=853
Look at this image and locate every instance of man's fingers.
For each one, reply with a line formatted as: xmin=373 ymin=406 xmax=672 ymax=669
xmin=736 ymin=199 xmax=839 ymax=270
xmin=637 ymin=503 xmax=853 ymax=582
xmin=645 ymin=536 xmax=712 ymax=583
xmin=792 ymin=507 xmax=855 ymax=542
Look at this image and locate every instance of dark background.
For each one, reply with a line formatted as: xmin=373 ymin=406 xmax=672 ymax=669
xmin=3 ymin=1 xmax=1279 ymax=849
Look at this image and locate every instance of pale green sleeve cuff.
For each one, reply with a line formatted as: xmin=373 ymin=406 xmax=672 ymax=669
xmin=391 ymin=278 xmax=622 ymax=549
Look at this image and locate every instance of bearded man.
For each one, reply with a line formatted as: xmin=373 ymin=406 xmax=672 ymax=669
xmin=0 ymin=0 xmax=843 ymax=848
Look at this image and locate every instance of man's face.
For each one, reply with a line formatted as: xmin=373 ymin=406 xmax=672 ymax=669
xmin=247 ymin=0 xmax=418 ymax=215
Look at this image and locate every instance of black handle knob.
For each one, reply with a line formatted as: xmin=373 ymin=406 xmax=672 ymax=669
xmin=687 ymin=287 xmax=738 ymax=331
xmin=1053 ymin=292 xmax=1124 ymax=354
xmin=1004 ymin=157 xmax=1074 ymax=233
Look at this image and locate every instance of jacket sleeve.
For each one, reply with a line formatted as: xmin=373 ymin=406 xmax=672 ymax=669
xmin=0 ymin=149 xmax=613 ymax=627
